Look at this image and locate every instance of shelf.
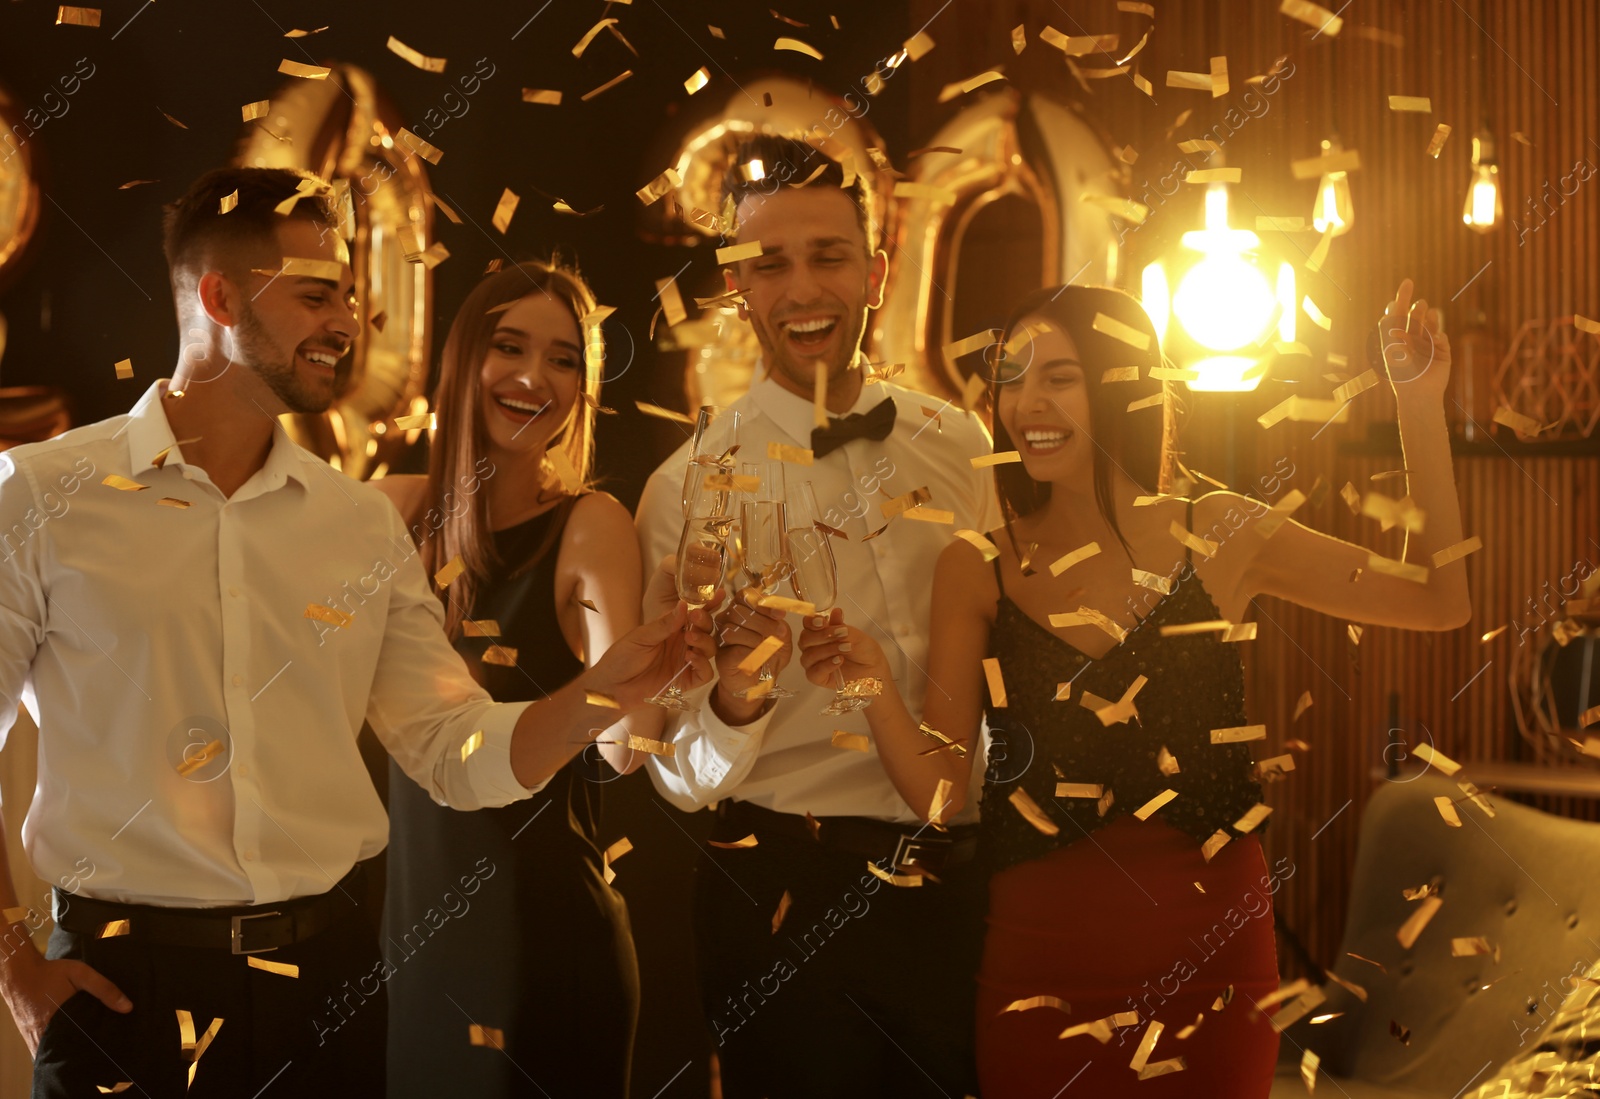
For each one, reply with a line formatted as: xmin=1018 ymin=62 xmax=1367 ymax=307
xmin=1339 ymin=421 xmax=1600 ymax=458
xmin=1372 ymin=759 xmax=1600 ymax=798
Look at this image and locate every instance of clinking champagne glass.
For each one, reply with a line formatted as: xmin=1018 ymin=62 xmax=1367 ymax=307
xmin=786 ymin=481 xmax=877 ymax=716
xmin=739 ymin=460 xmax=793 ymax=700
xmin=681 ymin=407 xmax=740 ymax=518
xmin=648 ymin=467 xmax=733 ymax=713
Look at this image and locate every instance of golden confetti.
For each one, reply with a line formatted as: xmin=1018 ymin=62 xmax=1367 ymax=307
xmin=1054 ymin=682 xmax=1072 ymax=701
xmin=1158 ymin=746 xmax=1180 ymax=775
xmin=602 ymin=836 xmax=632 ymax=884
xmin=585 ymin=691 xmax=621 ymax=710
xmin=1492 ymin=405 xmax=1548 ymax=437
xmin=1002 ymin=995 xmax=1071 ymax=1014
xmin=387 ymin=35 xmax=446 ymax=73
xmin=895 ymin=28 xmax=935 ymax=60
xmin=1233 ymin=803 xmax=1273 ymax=833
xmin=771 ymin=890 xmax=793 ymax=933
xmin=1221 ymin=622 xmax=1257 ymax=642
xmin=1422 ymin=123 xmax=1453 ymax=158
xmin=1332 ymin=368 xmax=1380 ymax=404
xmin=904 ymin=506 xmax=954 ymax=524
xmin=1280 ymin=0 xmax=1343 ymax=35
xmin=1166 ymin=69 xmax=1216 ymax=93
xmin=459 ymin=730 xmax=484 ymax=763
xmin=1364 ymin=554 xmax=1428 ymax=584
xmin=982 ymin=658 xmax=1008 ymax=708
xmin=1292 ymin=690 xmax=1315 ymax=722
xmin=916 ymin=721 xmax=967 ymax=757
xmin=1131 ymin=568 xmax=1174 ymax=595
xmin=952 ymin=529 xmax=1000 ymax=562
xmin=521 ymin=88 xmax=561 ymax=106
xmin=1579 ymin=704 xmax=1600 ymax=729
xmin=101 ymin=475 xmax=147 ymax=492
xmin=1305 ymin=228 xmax=1336 ymax=272
xmin=1257 ymin=216 xmax=1307 ymax=231
xmin=1413 ymin=743 xmax=1462 ymax=776
xmin=1210 ymin=724 xmax=1266 ymax=744
xmin=1361 ymin=491 xmax=1425 ymax=533
xmin=1158 ymin=620 xmax=1231 ymax=637
xmin=1254 ymin=490 xmax=1307 ymax=539
xmin=1101 ymin=366 xmax=1141 ymax=383
xmin=765 ymin=441 xmax=813 ymax=466
xmin=1050 ymin=606 xmax=1128 ymax=644
xmin=490 ymin=189 xmax=519 ymax=234
xmin=98 ymin=919 xmax=131 ymax=938
xmin=304 ymin=603 xmax=353 ymax=630
xmin=572 ymin=18 xmax=618 ymax=57
xmin=636 ymin=168 xmax=682 ymax=206
xmin=716 ymin=241 xmax=765 ymax=265
xmin=1169 ymin=521 xmax=1218 ymax=559
xmin=928 ymin=777 xmax=955 ymax=825
xmin=1049 ymin=541 xmax=1101 ymax=577
xmin=1178 ymin=139 xmax=1222 ymax=154
xmin=708 ymin=834 xmax=758 ymax=850
xmin=580 ymin=70 xmax=633 ymax=102
xmin=1303 ymin=296 xmax=1334 ymax=331
xmin=1209 ymin=55 xmax=1229 ymax=97
xmin=477 ymin=644 xmax=516 ymax=668
xmin=1011 ymin=24 xmax=1026 ymax=53
xmin=95 ymin=1085 xmax=132 ymax=1094
xmin=1451 ymin=936 xmax=1496 ymax=957
xmin=247 ymin=956 xmax=299 ymax=977
xmin=395 ymin=128 xmax=443 ymax=165
xmin=1574 ymin=314 xmax=1600 ymax=335
xmin=55 ymin=6 xmax=100 ymax=26
xmin=278 ymin=59 xmax=331 ymax=80
xmin=1292 ymin=147 xmax=1361 ymax=180
xmin=1009 ymin=787 xmax=1059 ymax=835
xmin=461 ymin=620 xmax=502 ymax=638
xmin=634 ymin=401 xmax=694 ymax=425
xmin=1088 ymin=675 xmax=1147 ymax=726
xmin=1056 ymin=782 xmax=1104 ymax=798
xmin=682 ymin=66 xmax=711 ymax=95
xmin=1092 ymin=312 xmax=1150 ymax=350
xmin=468 ymin=1023 xmax=505 ymax=1050
xmin=936 ymin=70 xmax=1007 ymax=102
xmin=865 ymin=861 xmax=924 ymax=888
xmin=434 ymin=556 xmax=465 ymax=589
xmin=774 ymin=36 xmax=823 ymax=59
xmin=284 ymin=27 xmax=327 ymax=38
xmin=737 ymin=635 xmax=787 ymax=676
xmin=1397 ymin=894 xmax=1444 ymax=947
xmin=156 ymin=498 xmax=191 ymax=509
xmin=1388 ymin=95 xmax=1432 ymax=112
xmin=944 ymin=328 xmax=1001 ymax=360
xmin=830 ymin=730 xmax=870 ymax=752
xmin=1201 ymin=831 xmax=1231 ymax=862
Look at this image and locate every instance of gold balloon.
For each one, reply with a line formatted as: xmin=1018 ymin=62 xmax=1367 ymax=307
xmin=0 ymin=81 xmax=42 ymax=294
xmin=643 ymin=75 xmax=895 ymax=412
xmin=234 ymin=63 xmax=434 ymax=479
xmin=875 ymin=88 xmax=1120 ymax=399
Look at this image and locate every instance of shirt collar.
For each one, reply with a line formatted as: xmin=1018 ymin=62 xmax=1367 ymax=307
xmin=124 ymin=379 xmax=313 ymax=491
xmin=747 ymin=358 xmax=882 ymax=448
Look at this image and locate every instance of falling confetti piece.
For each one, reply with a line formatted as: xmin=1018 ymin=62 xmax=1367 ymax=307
xmin=774 ymin=36 xmax=823 ymax=60
xmin=1009 ymin=788 xmax=1060 ymax=835
xmin=1001 ymin=995 xmax=1071 ymax=1013
xmin=1091 ymin=312 xmax=1150 ymax=350
xmin=278 ymin=60 xmax=331 ymax=80
xmin=395 ymin=128 xmax=443 ymax=165
xmin=580 ymin=71 xmax=633 ymax=102
xmin=1210 ymin=725 xmax=1266 ymax=744
xmin=1132 ymin=789 xmax=1179 ymax=821
xmin=831 ymin=730 xmax=870 ymax=752
xmin=468 ymin=1023 xmax=505 ymax=1050
xmin=1426 ymin=124 xmax=1453 ymax=158
xmin=521 ymin=88 xmax=561 ymax=106
xmin=101 ymin=475 xmax=147 ymax=492
xmin=684 ymin=66 xmax=710 ymax=94
xmin=114 ymin=358 xmax=134 ymax=380
xmin=771 ymin=890 xmax=793 ymax=933
xmin=459 ymin=730 xmax=484 ymax=763
xmin=98 ymin=919 xmax=131 ymax=938
xmin=1049 ymin=542 xmax=1101 ymax=577
xmin=55 ymin=6 xmax=100 ymax=26
xmin=434 ymin=556 xmax=465 ymax=589
xmin=1279 ymin=0 xmax=1343 ymax=36
xmin=386 ymin=35 xmax=446 ymax=73
xmin=1388 ymin=95 xmax=1432 ymax=112
xmin=247 ymin=956 xmax=299 ymax=977
xmin=491 ymin=189 xmax=519 ymax=234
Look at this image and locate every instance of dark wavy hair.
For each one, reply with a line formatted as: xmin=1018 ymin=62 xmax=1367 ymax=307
xmin=991 ymin=285 xmax=1178 ymax=561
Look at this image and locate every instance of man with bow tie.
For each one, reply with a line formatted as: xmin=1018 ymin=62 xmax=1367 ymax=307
xmin=635 ymin=134 xmax=999 ymax=1098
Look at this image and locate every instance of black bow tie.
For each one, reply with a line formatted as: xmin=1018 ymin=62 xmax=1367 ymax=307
xmin=810 ymin=397 xmax=897 ymax=458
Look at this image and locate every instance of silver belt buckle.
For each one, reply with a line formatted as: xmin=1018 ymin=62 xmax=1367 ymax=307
xmin=230 ymin=910 xmax=283 ymax=955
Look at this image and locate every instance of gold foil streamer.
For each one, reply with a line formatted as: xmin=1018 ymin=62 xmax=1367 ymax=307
xmin=936 ymin=71 xmax=1006 ymax=102
xmin=636 ymin=168 xmax=681 ymax=206
xmin=481 ymin=645 xmax=518 ymax=667
xmin=1001 ymin=995 xmax=1070 ymax=1013
xmin=1185 ymin=168 xmax=1241 ymax=184
xmin=708 ymin=834 xmax=758 ymax=850
xmin=952 ymin=529 xmax=1000 ymax=562
xmin=386 ymin=35 xmax=446 ymax=73
xmin=581 ymin=71 xmax=633 ymax=102
xmin=491 ymin=189 xmax=519 ymax=234
xmin=1387 ymin=95 xmax=1432 ymax=112
xmin=247 ymin=956 xmax=299 ymax=977
xmin=1009 ymin=788 xmax=1059 ymax=835
xmin=1280 ymin=0 xmax=1343 ymax=35
xmin=55 ymin=6 xmax=100 ymax=26
xmin=602 ymin=837 xmax=632 ymax=884
xmin=774 ymin=36 xmax=824 ymax=60
xmin=396 ymin=129 xmax=443 ymax=165
xmin=831 ymin=730 xmax=870 ymax=752
xmin=1056 ymin=782 xmax=1104 ymax=798
xmin=1210 ymin=724 xmax=1266 ymax=744
xmin=736 ymin=635 xmax=786 ymax=676
xmin=1049 ymin=542 xmax=1101 ymax=577
xmin=459 ymin=730 xmax=484 ymax=763
xmin=1366 ymin=554 xmax=1430 ymax=584
xmin=101 ymin=474 xmax=147 ymax=492
xmin=521 ymin=88 xmax=562 ymax=106
xmin=468 ymin=1023 xmax=505 ymax=1049
xmin=1092 ymin=313 xmax=1150 ymax=350
xmin=1397 ymin=894 xmax=1444 ymax=946
xmin=766 ymin=441 xmax=814 ymax=465
xmin=278 ymin=60 xmax=331 ymax=80
xmin=982 ymin=658 xmax=1008 ymax=708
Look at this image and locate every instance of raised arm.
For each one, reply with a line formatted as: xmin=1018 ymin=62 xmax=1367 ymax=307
xmin=797 ymin=539 xmax=992 ymax=822
xmin=1234 ymin=278 xmax=1472 ymax=631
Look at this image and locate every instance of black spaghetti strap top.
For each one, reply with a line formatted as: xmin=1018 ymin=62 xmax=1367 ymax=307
xmin=978 ymin=501 xmax=1264 ymax=872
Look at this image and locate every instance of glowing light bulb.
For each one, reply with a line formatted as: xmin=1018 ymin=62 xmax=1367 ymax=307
xmin=1462 ymin=132 xmax=1502 ymax=233
xmin=1141 ymin=262 xmax=1170 ymax=348
xmin=1311 ymin=139 xmax=1353 ymax=237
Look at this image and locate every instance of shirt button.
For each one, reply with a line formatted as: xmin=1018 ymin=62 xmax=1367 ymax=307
xmin=897 ymin=625 xmax=911 ymax=637
xmin=244 ymin=850 xmax=258 ymax=862
xmin=232 ymin=674 xmax=242 ymax=687
xmin=237 ymin=764 xmax=249 ymax=778
xmin=228 ymin=587 xmax=240 ymax=598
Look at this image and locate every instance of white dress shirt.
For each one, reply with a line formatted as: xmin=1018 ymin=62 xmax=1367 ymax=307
xmin=636 ymin=372 xmax=1000 ymax=823
xmin=0 ymin=380 xmax=534 ymax=907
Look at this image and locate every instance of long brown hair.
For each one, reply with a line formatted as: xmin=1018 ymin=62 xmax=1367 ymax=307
xmin=419 ymin=258 xmax=602 ymax=639
xmin=991 ymin=285 xmax=1179 ymax=561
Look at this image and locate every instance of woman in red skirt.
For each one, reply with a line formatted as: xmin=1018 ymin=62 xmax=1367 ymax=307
xmin=799 ymin=280 xmax=1471 ymax=1096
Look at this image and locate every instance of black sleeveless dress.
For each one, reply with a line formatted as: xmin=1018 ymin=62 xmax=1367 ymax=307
xmin=978 ymin=510 xmax=1265 ymax=868
xmin=384 ymin=499 xmax=639 ymax=1099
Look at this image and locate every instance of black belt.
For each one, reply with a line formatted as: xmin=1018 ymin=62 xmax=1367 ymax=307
xmin=54 ymin=862 xmax=367 ymax=955
xmin=717 ymin=800 xmax=978 ymax=877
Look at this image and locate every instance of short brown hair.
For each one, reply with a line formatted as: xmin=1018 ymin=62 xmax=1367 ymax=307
xmin=720 ymin=133 xmax=875 ymax=251
xmin=161 ymin=166 xmax=336 ymax=294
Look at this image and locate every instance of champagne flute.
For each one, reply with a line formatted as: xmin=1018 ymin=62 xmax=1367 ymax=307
xmin=786 ymin=481 xmax=879 ymax=715
xmin=739 ymin=460 xmax=793 ymax=700
xmin=648 ymin=469 xmax=733 ymax=713
xmin=681 ymin=407 xmax=740 ymax=518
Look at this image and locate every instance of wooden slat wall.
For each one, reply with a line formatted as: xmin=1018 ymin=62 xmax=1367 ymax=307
xmin=907 ymin=0 xmax=1600 ymax=975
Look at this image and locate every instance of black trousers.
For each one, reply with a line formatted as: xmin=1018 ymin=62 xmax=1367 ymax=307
xmin=32 ymin=884 xmax=384 ymax=1099
xmin=695 ymin=812 xmax=987 ymax=1099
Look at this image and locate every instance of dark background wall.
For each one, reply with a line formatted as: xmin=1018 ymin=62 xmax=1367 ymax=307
xmin=0 ymin=2 xmax=915 ymax=1094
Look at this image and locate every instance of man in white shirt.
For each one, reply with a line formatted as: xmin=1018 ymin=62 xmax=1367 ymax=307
xmin=0 ymin=167 xmax=711 ymax=1098
xmin=636 ymin=136 xmax=1000 ymax=1098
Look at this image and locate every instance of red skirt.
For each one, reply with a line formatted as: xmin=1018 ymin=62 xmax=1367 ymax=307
xmin=975 ymin=816 xmax=1282 ymax=1098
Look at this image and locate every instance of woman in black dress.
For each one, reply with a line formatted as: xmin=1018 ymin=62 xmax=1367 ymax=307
xmin=798 ymin=281 xmax=1472 ymax=1096
xmin=375 ymin=259 xmax=671 ymax=1098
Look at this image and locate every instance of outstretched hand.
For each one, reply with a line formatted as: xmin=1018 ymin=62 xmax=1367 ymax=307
xmin=1379 ymin=277 xmax=1452 ymax=397
xmin=590 ymin=597 xmax=719 ymax=710
xmin=796 ymin=607 xmax=892 ymax=689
